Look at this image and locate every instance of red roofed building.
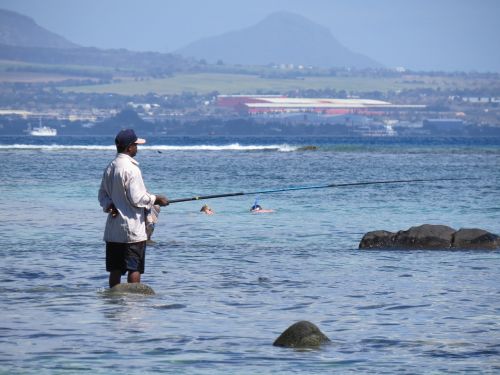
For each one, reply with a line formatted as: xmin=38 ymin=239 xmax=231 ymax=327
xmin=217 ymin=95 xmax=424 ymax=115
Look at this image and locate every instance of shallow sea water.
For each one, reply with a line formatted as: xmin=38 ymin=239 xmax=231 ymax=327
xmin=0 ymin=136 xmax=499 ymax=374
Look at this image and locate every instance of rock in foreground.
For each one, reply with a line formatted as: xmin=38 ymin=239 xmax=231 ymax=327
xmin=359 ymin=224 xmax=499 ymax=250
xmin=109 ymin=283 xmax=155 ymax=295
xmin=273 ymin=321 xmax=330 ymax=348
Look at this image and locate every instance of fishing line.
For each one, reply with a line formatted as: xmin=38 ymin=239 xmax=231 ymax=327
xmin=167 ymin=177 xmax=474 ymax=204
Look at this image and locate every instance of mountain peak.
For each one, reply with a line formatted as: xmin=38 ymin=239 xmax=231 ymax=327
xmin=0 ymin=8 xmax=78 ymax=49
xmin=258 ymin=11 xmax=328 ymax=31
xmin=177 ymin=11 xmax=381 ymax=69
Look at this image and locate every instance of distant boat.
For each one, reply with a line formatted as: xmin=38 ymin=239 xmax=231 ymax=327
xmin=29 ymin=126 xmax=57 ymax=136
xmin=26 ymin=118 xmax=57 ymax=136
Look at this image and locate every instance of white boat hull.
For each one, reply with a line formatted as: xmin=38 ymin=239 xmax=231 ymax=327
xmin=29 ymin=126 xmax=57 ymax=136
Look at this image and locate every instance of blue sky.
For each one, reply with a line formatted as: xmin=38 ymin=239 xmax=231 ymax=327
xmin=1 ymin=0 xmax=499 ymax=72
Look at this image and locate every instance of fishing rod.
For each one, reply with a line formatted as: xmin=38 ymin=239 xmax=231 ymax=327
xmin=167 ymin=177 xmax=473 ymax=204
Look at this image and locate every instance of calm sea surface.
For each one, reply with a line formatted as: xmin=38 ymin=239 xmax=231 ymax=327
xmin=0 ymin=136 xmax=499 ymax=374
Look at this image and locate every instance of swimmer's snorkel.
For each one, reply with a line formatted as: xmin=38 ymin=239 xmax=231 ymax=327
xmin=251 ymin=197 xmax=260 ymax=211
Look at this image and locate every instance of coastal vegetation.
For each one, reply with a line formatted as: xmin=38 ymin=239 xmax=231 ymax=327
xmin=1 ymin=54 xmax=498 ymax=96
xmin=58 ymin=72 xmax=500 ymax=96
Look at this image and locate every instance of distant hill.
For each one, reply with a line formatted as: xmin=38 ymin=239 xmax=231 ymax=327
xmin=176 ymin=11 xmax=382 ymax=69
xmin=0 ymin=9 xmax=191 ymax=75
xmin=0 ymin=43 xmax=192 ymax=76
xmin=0 ymin=9 xmax=78 ymax=49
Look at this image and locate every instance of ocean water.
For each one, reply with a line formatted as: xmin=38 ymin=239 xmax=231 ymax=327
xmin=0 ymin=136 xmax=499 ymax=374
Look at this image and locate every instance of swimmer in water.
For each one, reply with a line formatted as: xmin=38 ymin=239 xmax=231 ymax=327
xmin=200 ymin=204 xmax=214 ymax=215
xmin=250 ymin=199 xmax=274 ymax=213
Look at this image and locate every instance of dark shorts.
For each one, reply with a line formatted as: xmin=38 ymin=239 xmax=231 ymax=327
xmin=106 ymin=241 xmax=146 ymax=275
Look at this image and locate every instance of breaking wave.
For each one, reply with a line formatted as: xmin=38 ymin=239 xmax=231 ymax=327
xmin=0 ymin=143 xmax=299 ymax=152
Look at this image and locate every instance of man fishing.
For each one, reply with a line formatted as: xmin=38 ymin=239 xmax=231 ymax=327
xmin=98 ymin=129 xmax=168 ymax=288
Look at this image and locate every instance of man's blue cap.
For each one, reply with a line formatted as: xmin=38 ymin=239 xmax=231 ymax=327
xmin=115 ymin=129 xmax=146 ymax=148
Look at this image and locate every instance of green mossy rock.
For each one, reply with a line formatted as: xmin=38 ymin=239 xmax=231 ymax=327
xmin=273 ymin=321 xmax=330 ymax=348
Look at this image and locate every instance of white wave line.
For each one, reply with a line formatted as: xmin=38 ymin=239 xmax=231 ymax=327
xmin=0 ymin=143 xmax=298 ymax=152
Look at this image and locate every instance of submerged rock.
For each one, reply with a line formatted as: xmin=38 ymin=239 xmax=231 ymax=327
xmin=109 ymin=283 xmax=155 ymax=295
xmin=359 ymin=224 xmax=499 ymax=250
xmin=273 ymin=321 xmax=330 ymax=348
xmin=297 ymin=145 xmax=318 ymax=151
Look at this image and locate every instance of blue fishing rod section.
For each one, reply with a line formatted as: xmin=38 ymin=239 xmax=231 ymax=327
xmin=167 ymin=177 xmax=472 ymax=204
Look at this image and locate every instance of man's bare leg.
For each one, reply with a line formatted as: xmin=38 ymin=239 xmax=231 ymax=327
xmin=128 ymin=271 xmax=141 ymax=283
xmin=109 ymin=270 xmax=122 ymax=288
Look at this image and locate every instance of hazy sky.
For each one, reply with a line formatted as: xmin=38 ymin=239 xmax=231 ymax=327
xmin=1 ymin=0 xmax=499 ymax=72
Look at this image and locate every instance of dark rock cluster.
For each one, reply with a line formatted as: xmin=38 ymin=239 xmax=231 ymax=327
xmin=359 ymin=224 xmax=499 ymax=250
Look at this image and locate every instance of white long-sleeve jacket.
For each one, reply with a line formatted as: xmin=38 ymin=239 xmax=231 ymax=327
xmin=98 ymin=153 xmax=156 ymax=243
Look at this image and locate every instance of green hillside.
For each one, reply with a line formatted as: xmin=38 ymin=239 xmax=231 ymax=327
xmin=59 ymin=72 xmax=495 ymax=95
